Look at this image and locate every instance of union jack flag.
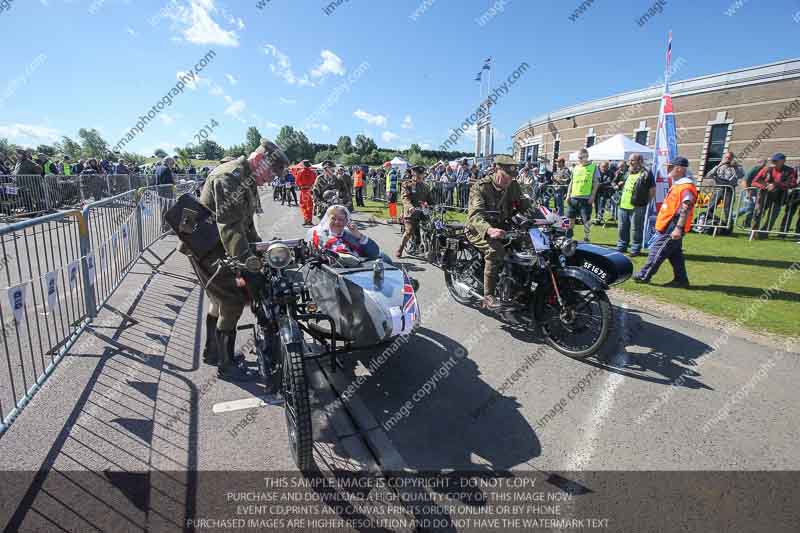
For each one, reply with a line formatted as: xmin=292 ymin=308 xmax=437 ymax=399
xmin=402 ymin=273 xmax=418 ymax=323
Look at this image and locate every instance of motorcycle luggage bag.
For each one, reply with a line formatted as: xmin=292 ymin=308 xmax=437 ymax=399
xmin=164 ymin=192 xmax=221 ymax=261
xmin=573 ymin=243 xmax=633 ymax=286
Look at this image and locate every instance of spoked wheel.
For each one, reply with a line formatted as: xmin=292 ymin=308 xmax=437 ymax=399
xmin=537 ymin=277 xmax=612 ymax=359
xmin=281 ymin=337 xmax=314 ymax=471
xmin=443 ymin=245 xmax=483 ymax=305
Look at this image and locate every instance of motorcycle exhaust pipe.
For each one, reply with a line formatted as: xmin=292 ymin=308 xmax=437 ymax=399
xmin=453 ymin=280 xmax=484 ymax=300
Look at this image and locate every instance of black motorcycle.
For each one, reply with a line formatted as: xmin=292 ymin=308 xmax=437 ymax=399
xmin=220 ymin=237 xmax=419 ymax=470
xmin=406 ymin=204 xmax=466 ymax=266
xmin=442 ymin=212 xmax=632 ymax=358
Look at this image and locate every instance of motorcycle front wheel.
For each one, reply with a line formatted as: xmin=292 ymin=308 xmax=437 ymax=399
xmin=443 ymin=245 xmax=482 ymax=305
xmin=536 ymin=278 xmax=612 ymax=359
xmin=281 ymin=337 xmax=314 ymax=471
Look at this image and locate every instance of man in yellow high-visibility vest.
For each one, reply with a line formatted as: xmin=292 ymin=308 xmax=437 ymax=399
xmin=566 ymin=148 xmax=600 ymax=242
xmin=616 ymin=154 xmax=655 ymax=256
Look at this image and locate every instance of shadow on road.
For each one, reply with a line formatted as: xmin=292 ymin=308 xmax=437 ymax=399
xmin=585 ymin=306 xmax=713 ymax=390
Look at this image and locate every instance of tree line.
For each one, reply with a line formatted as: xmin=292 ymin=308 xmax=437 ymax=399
xmin=0 ymin=125 xmax=472 ymax=169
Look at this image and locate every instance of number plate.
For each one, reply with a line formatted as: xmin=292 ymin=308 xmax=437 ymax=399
xmin=582 ymin=261 xmax=608 ymax=282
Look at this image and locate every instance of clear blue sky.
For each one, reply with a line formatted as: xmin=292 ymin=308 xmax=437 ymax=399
xmin=2 ymin=0 xmax=798 ymax=156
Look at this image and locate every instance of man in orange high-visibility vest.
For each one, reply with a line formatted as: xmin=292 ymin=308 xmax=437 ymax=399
xmin=295 ymin=160 xmax=317 ymax=226
xmin=633 ymin=156 xmax=698 ymax=289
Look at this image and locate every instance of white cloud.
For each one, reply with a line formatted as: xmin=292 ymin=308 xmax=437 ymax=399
xmin=127 ymin=27 xmax=138 ymax=37
xmin=223 ymin=94 xmax=233 ymax=103
xmin=225 ymin=73 xmax=237 ymax=85
xmin=353 ymin=109 xmax=388 ymax=127
xmin=163 ymin=0 xmax=240 ymax=47
xmin=421 ymin=142 xmax=431 ymax=149
xmin=321 ymin=124 xmax=330 ymax=132
xmin=225 ymin=100 xmax=246 ymax=117
xmin=177 ymin=70 xmax=204 ymax=90
xmin=401 ymin=115 xmax=414 ymax=129
xmin=264 ymin=44 xmax=312 ymax=86
xmin=279 ymin=97 xmax=296 ymax=104
xmin=159 ymin=113 xmax=176 ymax=125
xmin=209 ymin=84 xmax=225 ymax=96
xmin=310 ymin=50 xmax=345 ymax=78
xmin=264 ymin=45 xmax=346 ymax=87
xmin=381 ymin=131 xmax=399 ymax=144
xmin=0 ymin=123 xmax=59 ymax=143
xmin=264 ymin=121 xmax=279 ymax=129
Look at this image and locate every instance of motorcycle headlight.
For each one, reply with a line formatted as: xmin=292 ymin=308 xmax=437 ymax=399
xmin=560 ymin=238 xmax=577 ymax=257
xmin=266 ymin=243 xmax=292 ymax=269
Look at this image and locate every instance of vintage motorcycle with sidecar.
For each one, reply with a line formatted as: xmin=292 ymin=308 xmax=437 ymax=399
xmin=220 ymin=238 xmax=420 ymax=471
xmin=441 ymin=209 xmax=632 ymax=359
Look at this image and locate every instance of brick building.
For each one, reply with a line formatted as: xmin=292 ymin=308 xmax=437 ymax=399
xmin=512 ymin=58 xmax=800 ymax=178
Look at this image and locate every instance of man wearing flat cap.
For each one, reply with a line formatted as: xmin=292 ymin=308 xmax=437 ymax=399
xmin=12 ymin=148 xmax=42 ymax=176
xmin=312 ymin=160 xmax=350 ymax=219
xmin=466 ymin=154 xmax=532 ymax=310
xmin=184 ymin=138 xmax=288 ymax=381
xmin=396 ymin=165 xmax=432 ymax=258
xmin=633 ymin=156 xmax=697 ymax=288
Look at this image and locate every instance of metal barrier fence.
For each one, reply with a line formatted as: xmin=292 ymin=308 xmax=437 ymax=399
xmin=691 ymin=185 xmax=737 ymax=236
xmin=737 ymin=186 xmax=800 ymax=239
xmin=0 ymin=173 xmax=202 ymax=221
xmin=0 ymin=183 xmax=194 ymax=436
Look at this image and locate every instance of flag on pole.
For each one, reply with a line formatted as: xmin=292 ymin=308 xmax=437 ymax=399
xmin=482 ymin=57 xmax=491 ymax=70
xmin=475 ymin=71 xmax=482 ymax=81
xmin=644 ymin=32 xmax=678 ymax=246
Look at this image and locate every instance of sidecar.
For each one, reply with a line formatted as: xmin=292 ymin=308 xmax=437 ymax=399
xmin=570 ymin=243 xmax=633 ymax=286
xmin=305 ymin=257 xmax=420 ymax=348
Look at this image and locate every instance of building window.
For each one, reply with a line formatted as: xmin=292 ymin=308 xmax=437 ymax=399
xmin=553 ymin=140 xmax=560 ymax=161
xmin=703 ymin=124 xmax=729 ymax=175
xmin=586 ymin=136 xmax=595 ymax=148
xmin=635 ymin=130 xmax=648 ymax=146
xmin=531 ymin=144 xmax=539 ymax=162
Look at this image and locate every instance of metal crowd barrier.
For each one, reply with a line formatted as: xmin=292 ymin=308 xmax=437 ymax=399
xmin=691 ymin=184 xmax=737 ymax=236
xmin=0 ymin=183 xmax=192 ymax=436
xmin=0 ymin=174 xmax=203 ymax=222
xmin=735 ymin=186 xmax=800 ymax=240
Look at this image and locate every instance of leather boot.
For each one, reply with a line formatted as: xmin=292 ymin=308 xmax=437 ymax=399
xmin=482 ymin=263 xmax=503 ymax=311
xmin=202 ymin=314 xmax=219 ymax=365
xmin=217 ymin=330 xmax=256 ymax=382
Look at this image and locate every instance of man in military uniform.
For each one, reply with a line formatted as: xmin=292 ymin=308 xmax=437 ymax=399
xmin=312 ymin=160 xmax=349 ymax=218
xmin=396 ymin=165 xmax=432 ymax=258
xmin=336 ymin=166 xmax=354 ymax=211
xmin=466 ymin=155 xmax=532 ymax=310
xmin=183 ymin=139 xmax=288 ymax=381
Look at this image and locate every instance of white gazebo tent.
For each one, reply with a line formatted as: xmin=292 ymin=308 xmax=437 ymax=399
xmin=569 ymin=134 xmax=654 ymax=162
xmin=389 ymin=156 xmax=409 ymax=173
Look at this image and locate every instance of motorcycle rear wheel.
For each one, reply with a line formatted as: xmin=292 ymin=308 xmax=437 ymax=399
xmin=281 ymin=337 xmax=314 ymax=471
xmin=537 ymin=279 xmax=612 ymax=359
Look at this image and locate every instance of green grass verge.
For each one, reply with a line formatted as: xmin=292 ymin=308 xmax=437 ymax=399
xmin=359 ymin=200 xmax=800 ymax=336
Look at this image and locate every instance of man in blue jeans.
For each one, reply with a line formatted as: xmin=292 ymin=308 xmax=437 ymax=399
xmin=566 ymin=149 xmax=600 ymax=242
xmin=616 ymin=154 xmax=655 ymax=256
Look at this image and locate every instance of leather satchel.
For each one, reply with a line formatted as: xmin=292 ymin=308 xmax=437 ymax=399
xmin=164 ymin=193 xmax=221 ymax=261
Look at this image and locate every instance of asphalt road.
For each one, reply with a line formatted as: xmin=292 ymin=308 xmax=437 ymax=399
xmin=1 ymin=190 xmax=798 ymax=532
